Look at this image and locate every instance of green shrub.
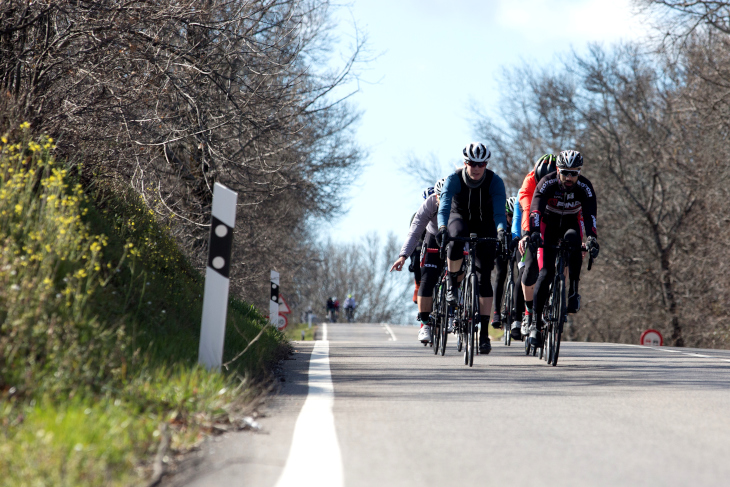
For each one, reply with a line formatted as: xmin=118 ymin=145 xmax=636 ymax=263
xmin=0 ymin=126 xmax=288 ymax=485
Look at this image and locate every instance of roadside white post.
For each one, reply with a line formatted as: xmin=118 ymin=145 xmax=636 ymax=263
xmin=270 ymin=271 xmax=280 ymax=326
xmin=198 ymin=183 xmax=238 ymax=371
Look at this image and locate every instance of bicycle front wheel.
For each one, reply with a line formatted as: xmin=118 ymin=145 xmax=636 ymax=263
xmin=468 ymin=274 xmax=479 ymax=367
xmin=551 ymin=277 xmax=565 ymax=366
xmin=462 ymin=279 xmax=471 ymax=365
xmin=440 ymin=300 xmax=448 ymax=356
xmin=504 ymin=279 xmax=514 ymax=346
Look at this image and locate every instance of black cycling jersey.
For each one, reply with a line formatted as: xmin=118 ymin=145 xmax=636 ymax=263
xmin=529 ymin=172 xmax=597 ymax=239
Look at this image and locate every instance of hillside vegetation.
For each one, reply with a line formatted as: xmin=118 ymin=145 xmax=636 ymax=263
xmin=0 ymin=127 xmax=288 ymax=486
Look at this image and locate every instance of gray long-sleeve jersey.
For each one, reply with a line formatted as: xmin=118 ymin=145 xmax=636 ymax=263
xmin=399 ymin=194 xmax=439 ymax=258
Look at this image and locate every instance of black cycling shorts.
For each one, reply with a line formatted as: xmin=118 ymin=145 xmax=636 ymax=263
xmin=418 ymin=232 xmax=443 ymax=298
xmin=446 ymin=211 xmax=497 ymax=298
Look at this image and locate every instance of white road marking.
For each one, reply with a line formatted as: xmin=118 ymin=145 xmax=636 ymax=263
xmin=383 ymin=323 xmax=397 ymax=341
xmin=322 ymin=321 xmax=328 ymax=341
xmin=275 ymin=325 xmax=343 ymax=487
xmin=628 ymin=344 xmax=730 ymax=362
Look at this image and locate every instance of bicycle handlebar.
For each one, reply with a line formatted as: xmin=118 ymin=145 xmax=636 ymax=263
xmin=439 ymin=234 xmax=501 ymax=260
xmin=542 ymin=240 xmax=595 ymax=271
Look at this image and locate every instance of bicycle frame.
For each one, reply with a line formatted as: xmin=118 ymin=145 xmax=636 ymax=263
xmin=541 ymin=239 xmax=594 ymax=366
xmin=443 ymin=233 xmax=501 ymax=367
xmin=501 ymin=247 xmax=517 ymax=346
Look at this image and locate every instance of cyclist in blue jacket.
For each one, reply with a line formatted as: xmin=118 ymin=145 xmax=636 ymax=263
xmin=436 ymin=142 xmax=508 ymax=354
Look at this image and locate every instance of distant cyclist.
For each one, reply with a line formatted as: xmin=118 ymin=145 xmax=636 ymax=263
xmin=527 ymin=150 xmax=599 ymax=348
xmin=344 ymin=294 xmax=357 ymax=322
xmin=326 ymin=296 xmax=340 ymax=323
xmin=391 ymin=178 xmax=447 ymax=343
xmin=436 ymin=142 xmax=508 ymax=354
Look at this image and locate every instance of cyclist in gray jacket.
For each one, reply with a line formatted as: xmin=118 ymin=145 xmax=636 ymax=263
xmin=390 ymin=178 xmax=446 ymax=343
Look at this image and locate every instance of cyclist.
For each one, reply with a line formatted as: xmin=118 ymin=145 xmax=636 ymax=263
xmin=391 ymin=178 xmax=447 ymax=343
xmin=508 ymin=194 xmax=526 ymax=339
xmin=408 ymin=187 xmax=435 ymax=303
xmin=516 ymin=154 xmax=558 ymax=339
xmin=344 ymin=294 xmax=357 ymax=322
xmin=436 ymin=142 xmax=508 ymax=354
xmin=527 ymin=149 xmax=600 ymax=348
xmin=490 ymin=196 xmax=518 ymax=329
xmin=326 ymin=296 xmax=336 ymax=322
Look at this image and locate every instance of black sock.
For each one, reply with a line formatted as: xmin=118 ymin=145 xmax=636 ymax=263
xmin=418 ymin=311 xmax=430 ymax=324
xmin=479 ymin=315 xmax=489 ymax=343
xmin=570 ymin=280 xmax=579 ymax=296
xmin=525 ymin=300 xmax=533 ymax=313
xmin=480 ymin=315 xmax=491 ymax=335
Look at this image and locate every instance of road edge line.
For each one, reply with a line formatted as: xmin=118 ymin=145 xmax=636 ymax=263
xmin=274 ymin=328 xmax=342 ymax=487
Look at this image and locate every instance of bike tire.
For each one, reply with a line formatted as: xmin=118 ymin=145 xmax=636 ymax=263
xmin=432 ymin=320 xmax=440 ymax=355
xmin=440 ymin=306 xmax=448 ymax=356
xmin=503 ymin=280 xmax=514 ymax=346
xmin=552 ymin=278 xmax=565 ymax=366
xmin=462 ymin=278 xmax=471 ymax=365
xmin=468 ymin=274 xmax=478 ymax=367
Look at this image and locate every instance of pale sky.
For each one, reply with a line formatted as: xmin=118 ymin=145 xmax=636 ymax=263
xmin=325 ymin=0 xmax=650 ymax=245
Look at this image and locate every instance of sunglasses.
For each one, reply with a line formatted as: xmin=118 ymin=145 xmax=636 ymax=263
xmin=560 ymin=169 xmax=580 ymax=177
xmin=466 ymin=160 xmax=488 ymax=168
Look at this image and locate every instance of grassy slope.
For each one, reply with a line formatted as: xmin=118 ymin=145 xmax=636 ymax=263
xmin=0 ymin=128 xmax=288 ymax=486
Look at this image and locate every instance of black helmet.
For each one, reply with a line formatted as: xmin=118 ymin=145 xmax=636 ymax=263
xmin=533 ymin=154 xmax=557 ymax=183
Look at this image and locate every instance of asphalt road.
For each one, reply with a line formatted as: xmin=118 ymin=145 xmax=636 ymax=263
xmin=175 ymin=322 xmax=730 ymax=487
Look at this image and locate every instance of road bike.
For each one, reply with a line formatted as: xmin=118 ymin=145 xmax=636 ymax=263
xmin=345 ymin=307 xmax=355 ymax=323
xmin=429 ymin=261 xmax=449 ymax=356
xmin=501 ymin=244 xmax=517 ymax=347
xmin=525 ymin=239 xmax=593 ymax=365
xmin=442 ymin=233 xmax=501 ymax=367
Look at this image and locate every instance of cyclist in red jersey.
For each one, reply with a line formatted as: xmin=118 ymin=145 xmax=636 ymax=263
xmin=514 ymin=154 xmax=557 ymax=339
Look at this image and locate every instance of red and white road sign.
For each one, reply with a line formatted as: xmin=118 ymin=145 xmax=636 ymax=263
xmin=276 ymin=314 xmax=288 ymax=331
xmin=640 ymin=329 xmax=663 ymax=346
xmin=278 ymin=295 xmax=291 ymax=315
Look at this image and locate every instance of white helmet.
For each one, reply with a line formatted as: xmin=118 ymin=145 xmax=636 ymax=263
xmin=556 ymin=150 xmax=583 ymax=169
xmin=463 ymin=142 xmax=491 ymax=163
xmin=434 ymin=177 xmax=446 ymax=196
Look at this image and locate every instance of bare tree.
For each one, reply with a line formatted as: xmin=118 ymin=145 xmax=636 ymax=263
xmin=397 ymin=151 xmax=455 ymax=190
xmin=474 ymin=40 xmax=730 ymax=347
xmin=288 ymin=233 xmax=411 ymax=324
xmin=0 ymin=0 xmax=367 ymax=307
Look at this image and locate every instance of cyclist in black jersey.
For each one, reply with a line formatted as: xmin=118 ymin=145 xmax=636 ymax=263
xmin=527 ymin=150 xmax=600 ymax=348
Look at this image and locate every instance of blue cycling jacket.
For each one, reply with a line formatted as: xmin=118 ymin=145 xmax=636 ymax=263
xmin=437 ymin=167 xmax=507 ymax=232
